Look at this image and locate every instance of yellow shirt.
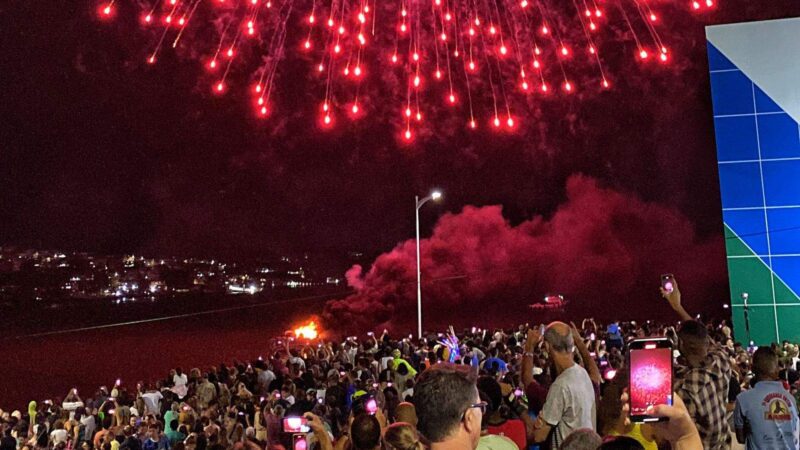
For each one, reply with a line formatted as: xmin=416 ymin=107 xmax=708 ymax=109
xmin=610 ymin=423 xmax=657 ymax=450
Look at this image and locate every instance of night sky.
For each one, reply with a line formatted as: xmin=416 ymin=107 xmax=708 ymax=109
xmin=1 ymin=1 xmax=798 ymax=292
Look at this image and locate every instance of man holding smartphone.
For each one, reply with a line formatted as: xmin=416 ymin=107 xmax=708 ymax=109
xmin=662 ymin=276 xmax=733 ymax=450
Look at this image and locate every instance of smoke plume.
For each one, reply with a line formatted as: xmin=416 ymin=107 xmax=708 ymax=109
xmin=323 ymin=175 xmax=726 ymax=333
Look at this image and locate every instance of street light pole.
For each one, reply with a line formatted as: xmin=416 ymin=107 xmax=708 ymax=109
xmin=416 ymin=195 xmax=422 ymax=340
xmin=415 ymin=191 xmax=442 ymax=339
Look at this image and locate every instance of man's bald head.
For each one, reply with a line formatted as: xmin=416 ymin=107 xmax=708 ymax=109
xmin=395 ymin=402 xmax=418 ymax=427
xmin=544 ymin=322 xmax=574 ymax=354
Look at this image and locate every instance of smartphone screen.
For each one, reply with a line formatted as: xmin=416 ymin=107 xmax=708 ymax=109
xmin=283 ymin=417 xmax=310 ymax=433
xmin=292 ymin=434 xmax=308 ymax=450
xmin=629 ymin=338 xmax=672 ymax=422
xmin=661 ymin=274 xmax=675 ymax=294
xmin=365 ymin=397 xmax=378 ymax=415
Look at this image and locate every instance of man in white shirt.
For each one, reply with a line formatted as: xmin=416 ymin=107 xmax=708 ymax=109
xmin=380 ymin=353 xmax=394 ymax=372
xmin=50 ymin=425 xmax=68 ymax=446
xmin=173 ymin=368 xmax=187 ymax=387
xmin=172 ymin=368 xmax=188 ymax=399
xmin=141 ymin=387 xmax=164 ymax=417
xmin=78 ymin=407 xmax=96 ymax=441
xmin=62 ymin=389 xmax=84 ymax=421
xmin=256 ymin=364 xmax=276 ymax=395
xmin=529 ymin=322 xmax=596 ymax=448
xmin=288 ymin=351 xmax=306 ymax=370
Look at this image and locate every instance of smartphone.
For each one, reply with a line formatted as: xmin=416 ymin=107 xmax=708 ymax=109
xmin=660 ymin=274 xmax=675 ymax=294
xmin=629 ymin=338 xmax=673 ymax=423
xmin=513 ymin=388 xmax=523 ymax=397
xmin=365 ymin=397 xmax=378 ymax=415
xmin=283 ymin=417 xmax=310 ymax=433
xmin=292 ymin=434 xmax=308 ymax=450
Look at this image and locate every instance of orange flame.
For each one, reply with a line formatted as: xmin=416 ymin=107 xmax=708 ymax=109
xmin=294 ymin=321 xmax=319 ymax=340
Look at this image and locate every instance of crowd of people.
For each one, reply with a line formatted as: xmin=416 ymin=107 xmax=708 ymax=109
xmin=1 ymin=279 xmax=799 ymax=450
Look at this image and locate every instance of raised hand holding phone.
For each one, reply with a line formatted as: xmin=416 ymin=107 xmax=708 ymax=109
xmin=292 ymin=434 xmax=308 ymax=450
xmin=659 ymin=275 xmax=692 ymax=321
xmin=621 ymin=390 xmax=702 ymax=450
xmin=303 ymin=413 xmax=325 ymax=433
xmin=629 ymin=338 xmax=673 ymax=423
xmin=660 ymin=274 xmax=675 ymax=294
xmin=283 ymin=417 xmax=310 ymax=433
xmin=525 ymin=327 xmax=542 ymax=352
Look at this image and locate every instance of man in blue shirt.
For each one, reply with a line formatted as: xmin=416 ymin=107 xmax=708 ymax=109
xmin=143 ymin=424 xmax=171 ymax=450
xmin=734 ymin=347 xmax=800 ymax=450
xmin=483 ymin=348 xmax=508 ymax=375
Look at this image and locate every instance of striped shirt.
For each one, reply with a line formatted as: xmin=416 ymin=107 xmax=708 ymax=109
xmin=674 ymin=346 xmax=733 ymax=450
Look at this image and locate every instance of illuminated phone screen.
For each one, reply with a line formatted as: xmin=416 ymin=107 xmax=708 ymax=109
xmin=283 ymin=417 xmax=310 ymax=433
xmin=630 ymin=347 xmax=672 ymax=417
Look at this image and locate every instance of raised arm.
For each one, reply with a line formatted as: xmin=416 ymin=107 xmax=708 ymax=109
xmin=305 ymin=413 xmax=333 ymax=450
xmin=367 ymin=331 xmax=378 ymax=347
xmin=570 ymin=322 xmax=601 ymax=386
xmin=661 ymin=278 xmax=692 ymax=322
xmin=522 ymin=328 xmax=541 ymax=389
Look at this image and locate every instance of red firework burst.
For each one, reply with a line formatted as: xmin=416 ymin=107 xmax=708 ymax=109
xmin=98 ymin=0 xmax=718 ymax=139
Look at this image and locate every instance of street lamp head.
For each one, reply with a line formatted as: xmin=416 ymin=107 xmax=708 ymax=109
xmin=431 ymin=191 xmax=443 ymax=200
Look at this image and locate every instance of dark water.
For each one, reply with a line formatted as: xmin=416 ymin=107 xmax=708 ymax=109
xmin=0 ymin=289 xmax=345 ymax=410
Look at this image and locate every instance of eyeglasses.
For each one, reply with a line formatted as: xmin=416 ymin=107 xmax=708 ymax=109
xmin=463 ymin=401 xmax=488 ymax=418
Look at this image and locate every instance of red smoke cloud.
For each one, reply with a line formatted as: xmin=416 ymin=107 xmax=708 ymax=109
xmin=323 ymin=175 xmax=726 ymax=333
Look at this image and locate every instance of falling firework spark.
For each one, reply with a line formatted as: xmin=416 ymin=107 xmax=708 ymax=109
xmin=98 ymin=0 xmax=718 ymax=139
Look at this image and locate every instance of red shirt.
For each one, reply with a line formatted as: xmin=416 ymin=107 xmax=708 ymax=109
xmin=487 ymin=418 xmax=527 ymax=450
xmin=526 ymin=380 xmax=549 ymax=414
